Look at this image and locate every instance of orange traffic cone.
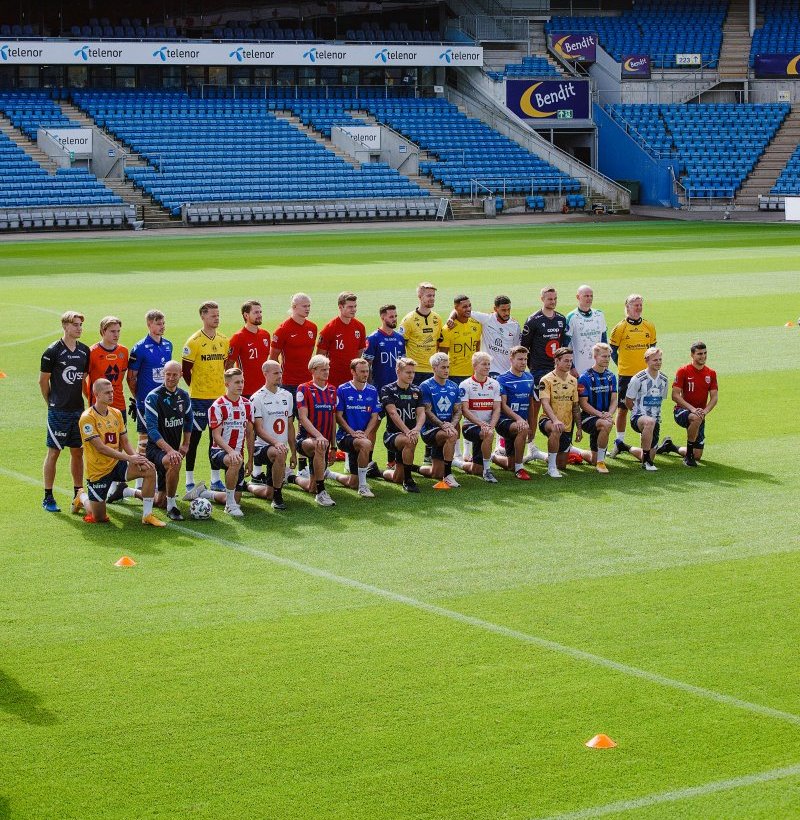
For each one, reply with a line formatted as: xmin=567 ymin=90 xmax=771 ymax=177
xmin=432 ymin=480 xmax=451 ymax=490
xmin=585 ymin=734 xmax=617 ymax=749
xmin=785 ymin=321 xmax=795 ymax=327
xmin=0 ymin=371 xmax=6 ymax=378
xmin=114 ymin=556 xmax=137 ymax=567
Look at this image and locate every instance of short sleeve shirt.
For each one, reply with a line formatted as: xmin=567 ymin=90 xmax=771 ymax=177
xmin=440 ymin=318 xmax=482 ymax=378
xmin=538 ymin=371 xmax=579 ymax=427
xmin=399 ymin=310 xmax=442 ymax=372
xmin=271 ymin=318 xmax=318 ymax=386
xmin=182 ymin=330 xmax=229 ymax=400
xmin=79 ymin=405 xmax=126 ymax=481
xmin=227 ymin=327 xmax=271 ymax=397
xmin=318 ymin=317 xmax=367 ymax=387
xmin=673 ymin=364 xmax=718 ymax=409
xmin=458 ymin=376 xmax=501 ymax=424
xmin=250 ymin=386 xmax=293 ymax=446
xmin=86 ymin=343 xmax=129 ymax=412
xmin=40 ymin=339 xmax=90 ymax=411
xmin=379 ymin=381 xmax=425 ymax=434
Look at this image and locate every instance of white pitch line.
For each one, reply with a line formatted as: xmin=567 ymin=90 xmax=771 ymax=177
xmin=8 ymin=465 xmax=800 ymax=730
xmin=534 ymin=762 xmax=800 ymax=820
xmin=0 ymin=330 xmax=59 ymax=348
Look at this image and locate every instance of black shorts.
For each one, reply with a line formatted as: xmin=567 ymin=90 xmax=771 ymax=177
xmin=631 ymin=414 xmax=660 ymax=445
xmin=462 ymin=422 xmax=488 ymax=464
xmin=87 ymin=460 xmax=129 ymax=504
xmin=145 ymin=443 xmax=171 ymax=491
xmin=190 ymin=398 xmax=213 ymax=433
xmin=336 ymin=434 xmax=361 ymax=474
xmin=421 ymin=427 xmax=446 ymax=460
xmin=674 ymin=407 xmax=706 ymax=448
xmin=383 ymin=430 xmax=404 ymax=451
xmin=296 ymin=434 xmax=331 ymax=456
xmin=281 ymin=385 xmax=299 ymax=418
xmin=538 ymin=416 xmax=572 ymax=453
xmin=134 ymin=402 xmax=148 ymax=435
xmin=531 ymin=369 xmax=550 ymax=400
xmin=581 ymin=416 xmax=601 ymax=452
xmin=496 ymin=417 xmax=520 ymax=440
xmin=46 ymin=408 xmax=83 ymax=449
xmin=209 ymin=448 xmax=246 ymax=491
xmin=617 ymin=376 xmax=633 ymax=407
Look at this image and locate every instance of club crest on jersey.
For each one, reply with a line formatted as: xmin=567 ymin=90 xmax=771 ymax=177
xmin=355 ymin=331 xmax=361 ymax=339
xmin=182 ymin=346 xmax=191 ymax=355
xmin=705 ymin=376 xmax=711 ymax=383
xmin=82 ymin=423 xmax=94 ymax=434
xmin=308 ymin=331 xmax=314 ymax=339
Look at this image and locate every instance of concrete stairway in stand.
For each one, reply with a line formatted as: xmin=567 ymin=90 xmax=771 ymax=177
xmin=736 ymin=106 xmax=800 ymax=208
xmin=718 ymin=0 xmax=751 ymax=79
xmin=0 ymin=114 xmax=59 ymax=173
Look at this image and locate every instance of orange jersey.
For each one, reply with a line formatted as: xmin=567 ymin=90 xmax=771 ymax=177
xmin=85 ymin=343 xmax=129 ymax=412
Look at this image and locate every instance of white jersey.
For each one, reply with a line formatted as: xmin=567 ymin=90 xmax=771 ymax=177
xmin=458 ymin=375 xmax=501 ymax=424
xmin=625 ymin=369 xmax=669 ymax=420
xmin=208 ymin=395 xmax=253 ymax=454
xmin=472 ymin=311 xmax=521 ymax=374
xmin=250 ymin=385 xmax=292 ymax=446
xmin=565 ymin=308 xmax=607 ymax=376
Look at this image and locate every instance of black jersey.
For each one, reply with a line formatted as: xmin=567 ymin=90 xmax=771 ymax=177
xmin=40 ymin=339 xmax=90 ymax=410
xmin=144 ymin=384 xmax=193 ymax=450
xmin=379 ymin=381 xmax=425 ymax=434
xmin=521 ymin=310 xmax=567 ymax=372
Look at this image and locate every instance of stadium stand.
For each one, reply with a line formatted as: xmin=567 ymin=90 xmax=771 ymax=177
xmin=770 ymin=145 xmax=800 ymax=195
xmin=548 ymin=0 xmax=726 ymax=68
xmin=750 ymin=0 xmax=800 ymax=65
xmin=486 ymin=56 xmax=562 ymax=82
xmin=608 ymin=103 xmax=789 ymax=198
xmin=71 ymin=90 xmax=431 ymax=216
xmin=0 ymin=90 xmax=79 ymax=141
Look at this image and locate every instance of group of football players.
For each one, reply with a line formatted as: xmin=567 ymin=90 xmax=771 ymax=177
xmin=39 ymin=283 xmax=718 ymax=523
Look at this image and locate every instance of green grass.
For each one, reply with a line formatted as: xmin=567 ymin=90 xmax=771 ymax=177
xmin=1 ymin=221 xmax=799 ymax=819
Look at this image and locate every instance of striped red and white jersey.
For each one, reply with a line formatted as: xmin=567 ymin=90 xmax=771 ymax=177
xmin=458 ymin=376 xmax=501 ymax=424
xmin=208 ymin=395 xmax=253 ymax=454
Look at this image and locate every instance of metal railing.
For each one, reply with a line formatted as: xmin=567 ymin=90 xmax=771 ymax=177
xmin=196 ymin=83 xmax=436 ymax=100
xmin=458 ymin=15 xmax=530 ymax=42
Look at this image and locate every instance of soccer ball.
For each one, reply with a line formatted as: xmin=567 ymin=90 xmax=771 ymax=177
xmin=189 ymin=498 xmax=213 ymax=520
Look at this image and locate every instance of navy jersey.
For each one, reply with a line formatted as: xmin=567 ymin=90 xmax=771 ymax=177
xmin=40 ymin=339 xmax=90 ymax=410
xmin=379 ymin=381 xmax=425 ymax=434
xmin=419 ymin=377 xmax=460 ymax=432
xmin=364 ymin=329 xmax=406 ymax=392
xmin=497 ymin=370 xmax=536 ymax=421
xmin=296 ymin=382 xmax=337 ymax=442
xmin=577 ymin=368 xmax=618 ymax=416
xmin=520 ymin=310 xmax=567 ymax=372
xmin=144 ymin=384 xmax=193 ymax=450
xmin=129 ymin=335 xmax=174 ymax=404
xmin=336 ymin=380 xmax=379 ymax=439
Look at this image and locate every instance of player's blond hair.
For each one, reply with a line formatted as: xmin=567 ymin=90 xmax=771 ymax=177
xmin=92 ymin=377 xmax=111 ymax=395
xmin=224 ymin=367 xmax=243 ymax=381
xmin=644 ymin=346 xmax=662 ymax=361
xmin=308 ymin=354 xmax=330 ymax=372
xmin=592 ymin=342 xmax=612 ymax=356
xmin=429 ymin=352 xmax=449 ymax=369
xmin=416 ymin=282 xmax=437 ymax=297
xmin=61 ymin=310 xmax=84 ymax=326
xmin=99 ymin=315 xmax=122 ymax=334
xmin=625 ymin=293 xmax=643 ymax=305
xmin=471 ymin=351 xmax=491 ymax=367
xmin=396 ymin=356 xmax=417 ymax=371
xmin=540 ymin=286 xmax=557 ymax=298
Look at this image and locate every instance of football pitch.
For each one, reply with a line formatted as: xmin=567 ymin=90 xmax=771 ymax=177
xmin=1 ymin=220 xmax=799 ymax=819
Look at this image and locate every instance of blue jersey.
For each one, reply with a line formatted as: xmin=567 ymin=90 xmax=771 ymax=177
xmin=129 ymin=335 xmax=173 ymax=405
xmin=419 ymin=376 xmax=460 ymax=432
xmin=497 ymin=370 xmax=536 ymax=421
xmin=364 ymin=329 xmax=406 ymax=392
xmin=335 ymin=380 xmax=379 ymax=442
xmin=577 ymin=368 xmax=618 ymax=415
xmin=144 ymin=384 xmax=193 ymax=449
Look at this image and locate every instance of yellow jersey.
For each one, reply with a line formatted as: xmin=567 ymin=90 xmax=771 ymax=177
xmin=400 ymin=309 xmax=442 ymax=372
xmin=79 ymin=405 xmax=127 ymax=482
xmin=538 ymin=371 xmax=579 ymax=428
xmin=440 ymin=318 xmax=482 ymax=378
xmin=609 ymin=319 xmax=657 ymax=377
xmin=182 ymin=329 xmax=229 ymax=400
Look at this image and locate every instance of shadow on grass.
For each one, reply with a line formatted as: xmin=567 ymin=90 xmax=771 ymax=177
xmin=0 ymin=670 xmax=56 ymax=726
xmin=0 ymin=796 xmax=10 ymax=820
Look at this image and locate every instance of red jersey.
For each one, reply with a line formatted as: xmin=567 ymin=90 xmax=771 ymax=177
xmin=673 ymin=364 xmax=718 ymax=408
xmin=208 ymin=395 xmax=253 ymax=455
xmin=85 ymin=343 xmax=129 ymax=412
xmin=296 ymin=381 xmax=337 ymax=442
xmin=270 ymin=318 xmax=318 ymax=386
xmin=318 ymin=316 xmax=367 ymax=386
xmin=227 ymin=326 xmax=271 ymax=397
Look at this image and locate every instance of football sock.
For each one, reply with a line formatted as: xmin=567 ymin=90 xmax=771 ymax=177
xmin=483 ymin=462 xmax=492 ymax=477
xmin=108 ymin=481 xmax=118 ymax=496
xmin=79 ymin=491 xmax=89 ymax=507
xmin=122 ymin=488 xmax=137 ymax=498
xmin=44 ymin=489 xmax=54 ymax=501
xmin=142 ymin=497 xmax=154 ymax=517
xmin=167 ymin=496 xmax=177 ymax=511
xmin=135 ymin=478 xmax=143 ymax=490
xmin=252 ymin=465 xmax=263 ymax=478
xmin=73 ymin=486 xmax=82 ymax=497
xmin=687 ymin=439 xmax=696 ymax=451
xmin=226 ymin=489 xmax=235 ymax=507
xmin=515 ymin=462 xmax=523 ymax=472
xmin=548 ymin=452 xmax=557 ymax=470
xmin=444 ymin=460 xmax=452 ymax=477
xmin=643 ymin=452 xmax=653 ymax=465
xmin=615 ymin=436 xmax=625 ymax=444
xmin=273 ymin=487 xmax=284 ymax=503
xmin=316 ymin=480 xmax=326 ymax=494
xmin=299 ymin=457 xmax=308 ymax=472
xmin=185 ymin=471 xmax=194 ymax=486
xmin=211 ymin=469 xmax=221 ymax=484
xmin=402 ymin=462 xmax=413 ymax=482
xmin=357 ymin=467 xmax=367 ymax=488
xmin=199 ymin=490 xmax=216 ymax=501
xmin=324 ymin=467 xmax=335 ymax=480
xmin=598 ymin=447 xmax=607 ymax=462
xmin=286 ymin=474 xmax=297 ymax=485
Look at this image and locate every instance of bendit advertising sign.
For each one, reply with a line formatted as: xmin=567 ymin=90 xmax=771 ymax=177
xmin=621 ymin=54 xmax=651 ymax=79
xmin=549 ymin=32 xmax=597 ymax=63
xmin=753 ymin=53 xmax=800 ymax=77
xmin=0 ymin=41 xmax=482 ymax=66
xmin=506 ymin=79 xmax=591 ymax=121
